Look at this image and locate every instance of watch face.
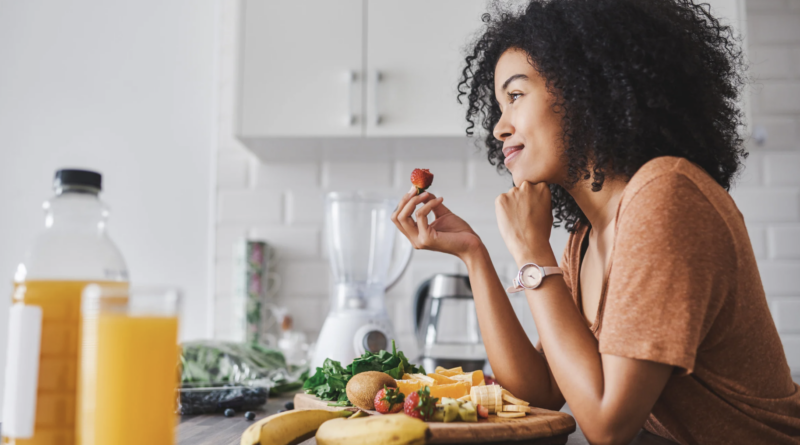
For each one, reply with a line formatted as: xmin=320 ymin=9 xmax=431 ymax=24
xmin=521 ymin=266 xmax=543 ymax=288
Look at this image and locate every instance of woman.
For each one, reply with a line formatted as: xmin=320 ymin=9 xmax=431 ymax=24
xmin=391 ymin=1 xmax=800 ymax=444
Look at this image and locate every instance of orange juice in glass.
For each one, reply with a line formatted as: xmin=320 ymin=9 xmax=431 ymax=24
xmin=77 ymin=285 xmax=180 ymax=445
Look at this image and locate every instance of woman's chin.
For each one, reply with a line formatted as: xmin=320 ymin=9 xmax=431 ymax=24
xmin=512 ymin=172 xmax=542 ymax=187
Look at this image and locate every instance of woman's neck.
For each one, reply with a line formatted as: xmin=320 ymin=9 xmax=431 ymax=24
xmin=567 ymin=176 xmax=628 ymax=237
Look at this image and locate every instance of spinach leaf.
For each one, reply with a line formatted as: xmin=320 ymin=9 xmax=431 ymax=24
xmin=303 ymin=340 xmax=424 ymax=406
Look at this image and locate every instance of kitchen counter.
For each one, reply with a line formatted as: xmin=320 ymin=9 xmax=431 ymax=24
xmin=177 ymin=393 xmax=679 ymax=445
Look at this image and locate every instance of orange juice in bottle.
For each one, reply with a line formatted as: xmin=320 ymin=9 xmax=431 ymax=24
xmin=2 ymin=169 xmax=128 ymax=445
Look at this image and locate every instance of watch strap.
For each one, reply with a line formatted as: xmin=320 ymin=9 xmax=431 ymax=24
xmin=542 ymin=266 xmax=563 ymax=277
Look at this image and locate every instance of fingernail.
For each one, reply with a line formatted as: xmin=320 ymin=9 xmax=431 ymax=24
xmin=408 ymin=185 xmax=417 ymax=195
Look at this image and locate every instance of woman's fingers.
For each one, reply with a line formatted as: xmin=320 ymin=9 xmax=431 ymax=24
xmin=397 ymin=192 xmax=437 ymax=244
xmin=391 ymin=187 xmax=418 ymax=237
xmin=415 ymin=197 xmax=444 ymax=246
xmin=391 ymin=186 xmax=416 ymax=222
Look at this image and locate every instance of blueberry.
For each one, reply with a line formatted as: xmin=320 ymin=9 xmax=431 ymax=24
xmin=245 ymin=411 xmax=256 ymax=421
xmin=224 ymin=408 xmax=235 ymax=417
xmin=284 ymin=401 xmax=294 ymax=410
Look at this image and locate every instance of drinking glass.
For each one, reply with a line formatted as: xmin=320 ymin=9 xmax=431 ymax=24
xmin=77 ymin=285 xmax=181 ymax=445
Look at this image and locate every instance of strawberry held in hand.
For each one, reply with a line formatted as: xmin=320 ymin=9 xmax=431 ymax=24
xmin=404 ymin=386 xmax=438 ymax=420
xmin=374 ymin=385 xmax=404 ymax=414
xmin=410 ymin=168 xmax=434 ymax=195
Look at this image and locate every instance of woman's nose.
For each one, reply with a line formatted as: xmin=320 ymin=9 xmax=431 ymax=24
xmin=493 ymin=110 xmax=513 ymax=141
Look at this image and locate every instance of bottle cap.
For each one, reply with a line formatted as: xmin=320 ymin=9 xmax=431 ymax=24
xmin=54 ymin=169 xmax=102 ymax=191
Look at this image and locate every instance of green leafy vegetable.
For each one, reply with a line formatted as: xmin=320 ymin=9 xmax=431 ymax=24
xmin=302 ymin=340 xmax=425 ymax=406
xmin=180 ymin=341 xmax=307 ymax=394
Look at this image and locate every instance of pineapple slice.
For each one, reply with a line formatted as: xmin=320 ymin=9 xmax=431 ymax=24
xmin=427 ymin=373 xmax=458 ymax=385
xmin=409 ymin=373 xmax=436 ymax=385
xmin=435 ymin=366 xmax=464 ymax=377
xmin=450 ymin=370 xmax=485 ymax=387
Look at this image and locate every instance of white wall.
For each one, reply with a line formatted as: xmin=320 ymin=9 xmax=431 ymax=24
xmin=0 ymin=0 xmax=218 ymax=413
xmin=734 ymin=0 xmax=800 ymax=374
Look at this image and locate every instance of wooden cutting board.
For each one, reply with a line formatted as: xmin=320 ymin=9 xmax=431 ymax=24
xmin=294 ymin=393 xmax=576 ymax=444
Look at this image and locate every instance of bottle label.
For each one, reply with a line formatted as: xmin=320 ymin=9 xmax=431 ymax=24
xmin=2 ymin=303 xmax=43 ymax=438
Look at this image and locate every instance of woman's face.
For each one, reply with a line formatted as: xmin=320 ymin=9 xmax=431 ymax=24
xmin=493 ymin=48 xmax=566 ymax=186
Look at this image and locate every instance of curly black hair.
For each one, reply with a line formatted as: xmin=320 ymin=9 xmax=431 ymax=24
xmin=457 ymin=0 xmax=749 ymax=233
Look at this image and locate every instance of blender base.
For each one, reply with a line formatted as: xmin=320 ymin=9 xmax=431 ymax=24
xmin=311 ymin=309 xmax=395 ymax=371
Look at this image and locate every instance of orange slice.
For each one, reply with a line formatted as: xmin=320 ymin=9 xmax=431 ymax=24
xmin=429 ymin=381 xmax=471 ymax=399
xmin=395 ymin=379 xmax=424 ymax=396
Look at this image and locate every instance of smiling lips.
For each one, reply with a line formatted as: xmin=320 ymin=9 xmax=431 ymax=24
xmin=503 ymin=144 xmax=524 ymax=167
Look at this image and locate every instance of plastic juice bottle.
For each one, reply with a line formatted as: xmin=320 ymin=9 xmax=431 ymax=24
xmin=2 ymin=169 xmax=128 ymax=445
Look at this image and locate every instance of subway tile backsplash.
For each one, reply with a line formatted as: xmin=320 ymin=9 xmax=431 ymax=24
xmin=213 ymin=0 xmax=800 ymax=373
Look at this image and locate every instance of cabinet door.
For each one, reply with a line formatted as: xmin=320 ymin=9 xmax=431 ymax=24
xmin=365 ymin=0 xmax=487 ymax=137
xmin=239 ymin=0 xmax=364 ymax=137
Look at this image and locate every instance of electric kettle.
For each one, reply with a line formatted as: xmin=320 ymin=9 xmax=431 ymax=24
xmin=413 ymin=274 xmax=486 ymax=372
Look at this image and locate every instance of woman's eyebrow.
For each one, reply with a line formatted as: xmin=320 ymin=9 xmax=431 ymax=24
xmin=502 ymin=73 xmax=529 ymax=91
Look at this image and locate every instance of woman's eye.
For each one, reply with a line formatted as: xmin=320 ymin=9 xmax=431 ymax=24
xmin=508 ymin=93 xmax=522 ymax=103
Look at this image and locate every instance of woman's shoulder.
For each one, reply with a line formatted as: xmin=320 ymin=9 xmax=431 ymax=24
xmin=618 ymin=156 xmax=738 ymax=223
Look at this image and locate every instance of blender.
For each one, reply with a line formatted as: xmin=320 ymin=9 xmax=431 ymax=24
xmin=311 ymin=192 xmax=413 ymax=371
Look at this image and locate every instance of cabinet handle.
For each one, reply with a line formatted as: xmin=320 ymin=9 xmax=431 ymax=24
xmin=373 ymin=70 xmax=383 ymax=126
xmin=345 ymin=70 xmax=357 ymax=126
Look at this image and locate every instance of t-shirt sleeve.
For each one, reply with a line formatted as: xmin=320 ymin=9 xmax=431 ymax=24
xmin=598 ymin=173 xmax=735 ymax=375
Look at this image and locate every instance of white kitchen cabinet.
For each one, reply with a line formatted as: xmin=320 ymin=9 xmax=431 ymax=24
xmin=364 ymin=0 xmax=486 ymax=137
xmin=239 ymin=0 xmax=364 ymax=137
xmin=238 ymin=0 xmax=488 ymax=148
xmin=237 ymin=0 xmax=747 ymax=159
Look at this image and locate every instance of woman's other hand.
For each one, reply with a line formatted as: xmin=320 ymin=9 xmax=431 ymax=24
xmin=391 ymin=187 xmax=482 ymax=259
xmin=496 ymin=181 xmax=555 ymax=266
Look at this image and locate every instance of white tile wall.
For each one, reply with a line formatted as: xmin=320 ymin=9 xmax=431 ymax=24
xmin=745 ymin=0 xmax=800 ymax=374
xmin=210 ymin=0 xmax=800 ymax=374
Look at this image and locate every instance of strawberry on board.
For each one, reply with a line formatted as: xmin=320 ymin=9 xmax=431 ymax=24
xmin=374 ymin=385 xmax=405 ymax=414
xmin=404 ymin=386 xmax=439 ymax=420
xmin=410 ymin=168 xmax=434 ymax=195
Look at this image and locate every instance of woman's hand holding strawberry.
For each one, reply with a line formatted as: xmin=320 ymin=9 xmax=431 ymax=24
xmin=391 ymin=188 xmax=483 ymax=260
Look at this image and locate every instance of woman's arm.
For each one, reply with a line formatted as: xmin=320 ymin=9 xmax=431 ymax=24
xmin=461 ymin=244 xmax=565 ymax=409
xmin=494 ymin=181 xmax=673 ymax=445
xmin=390 ymin=189 xmax=562 ymax=408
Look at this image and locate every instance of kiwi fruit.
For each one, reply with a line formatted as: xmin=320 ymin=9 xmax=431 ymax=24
xmin=345 ymin=371 xmax=397 ymax=410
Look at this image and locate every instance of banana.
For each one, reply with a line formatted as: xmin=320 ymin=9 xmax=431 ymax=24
xmin=315 ymin=413 xmax=430 ymax=445
xmin=240 ymin=409 xmax=353 ymax=445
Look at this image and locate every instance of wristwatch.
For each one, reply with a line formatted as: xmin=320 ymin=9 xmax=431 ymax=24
xmin=506 ymin=263 xmax=563 ymax=293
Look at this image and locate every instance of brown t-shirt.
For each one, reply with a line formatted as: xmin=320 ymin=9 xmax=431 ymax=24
xmin=559 ymin=156 xmax=800 ymax=444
